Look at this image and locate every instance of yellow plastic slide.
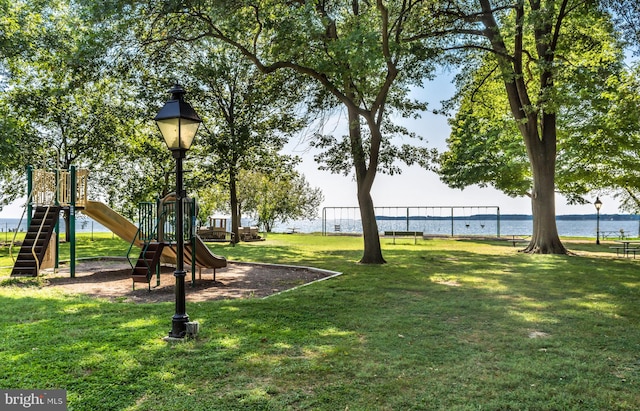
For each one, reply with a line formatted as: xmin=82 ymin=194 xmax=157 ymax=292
xmin=81 ymin=200 xmax=227 ymax=269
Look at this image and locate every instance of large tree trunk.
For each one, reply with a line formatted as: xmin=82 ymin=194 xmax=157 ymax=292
xmin=348 ymin=107 xmax=385 ymax=264
xmin=480 ymin=0 xmax=567 ymax=254
xmin=229 ymin=170 xmax=240 ymax=244
xmin=522 ymin=117 xmax=567 ymax=254
xmin=357 ymin=187 xmax=385 ymax=263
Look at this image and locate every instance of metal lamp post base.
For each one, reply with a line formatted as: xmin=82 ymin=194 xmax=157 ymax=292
xmin=169 ymin=269 xmax=189 ymax=338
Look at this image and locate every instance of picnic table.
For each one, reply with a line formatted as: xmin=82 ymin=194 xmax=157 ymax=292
xmin=504 ymin=235 xmax=529 ymax=247
xmin=610 ymin=240 xmax=640 ymax=258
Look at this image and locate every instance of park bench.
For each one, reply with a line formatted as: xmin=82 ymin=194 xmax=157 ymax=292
xmin=383 ymin=230 xmax=423 ymax=244
xmin=601 ymin=230 xmax=626 ymax=240
xmin=499 ymin=235 xmax=530 ymax=247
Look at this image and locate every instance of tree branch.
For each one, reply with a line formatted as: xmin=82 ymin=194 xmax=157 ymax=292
xmin=372 ymin=0 xmax=399 ymax=124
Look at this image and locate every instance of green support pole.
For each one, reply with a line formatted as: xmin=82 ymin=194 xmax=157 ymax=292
xmin=26 ymin=166 xmax=33 ymax=227
xmin=55 ymin=216 xmax=60 ymax=270
xmin=54 ymin=169 xmax=60 ymax=270
xmin=70 ymin=166 xmax=76 ymax=278
xmin=191 ymin=198 xmax=196 ymax=286
xmin=158 ymin=198 xmax=164 ymax=287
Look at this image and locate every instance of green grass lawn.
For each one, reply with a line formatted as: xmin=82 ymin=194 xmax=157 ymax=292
xmin=0 ymin=233 xmax=638 ymax=410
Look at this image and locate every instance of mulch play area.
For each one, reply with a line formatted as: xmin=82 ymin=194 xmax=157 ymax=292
xmin=38 ymin=258 xmax=338 ymax=303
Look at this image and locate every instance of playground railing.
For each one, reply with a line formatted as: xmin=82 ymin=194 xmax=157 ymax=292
xmin=10 ymin=172 xmax=64 ymax=266
xmin=157 ymin=198 xmax=195 ymax=244
xmin=125 ymin=197 xmax=198 ymax=286
xmin=31 ymin=169 xmax=56 ymax=206
xmin=9 ymin=187 xmax=36 ymax=264
xmin=57 ymin=169 xmax=89 ymax=208
xmin=126 ymin=204 xmax=174 ymax=286
xmin=31 ymin=206 xmax=57 ymax=275
xmin=126 ymin=205 xmax=163 ymax=269
xmin=29 ymin=168 xmax=89 ymax=208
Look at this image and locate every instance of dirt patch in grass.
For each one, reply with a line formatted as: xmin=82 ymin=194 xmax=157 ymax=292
xmin=36 ymin=259 xmax=336 ymax=303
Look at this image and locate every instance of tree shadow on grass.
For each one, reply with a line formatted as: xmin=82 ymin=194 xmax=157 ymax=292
xmin=3 ymin=239 xmax=637 ymax=410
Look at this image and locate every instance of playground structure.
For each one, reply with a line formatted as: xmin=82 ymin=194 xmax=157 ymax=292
xmin=10 ymin=166 xmax=226 ymax=287
xmin=196 ymin=218 xmax=263 ymax=242
xmin=322 ymin=206 xmax=502 ymax=237
xmin=197 ymin=218 xmax=230 ymax=241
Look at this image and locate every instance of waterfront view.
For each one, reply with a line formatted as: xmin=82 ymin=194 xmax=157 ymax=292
xmin=315 ymin=216 xmax=639 ymax=238
xmin=1 ymin=214 xmax=637 ymax=239
xmin=291 ymin=215 xmax=639 ymax=238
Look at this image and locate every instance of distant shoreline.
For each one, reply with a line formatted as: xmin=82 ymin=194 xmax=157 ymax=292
xmin=375 ymin=214 xmax=639 ymax=221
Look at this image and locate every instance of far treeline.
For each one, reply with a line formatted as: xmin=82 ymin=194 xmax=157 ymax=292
xmin=379 ymin=214 xmax=640 ymax=221
xmin=0 ymin=0 xmax=638 ymax=263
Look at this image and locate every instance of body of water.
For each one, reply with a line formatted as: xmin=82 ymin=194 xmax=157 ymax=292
xmin=271 ymin=216 xmax=640 ymax=239
xmin=1 ymin=215 xmax=636 ymax=239
xmin=0 ymin=216 xmax=109 ymax=237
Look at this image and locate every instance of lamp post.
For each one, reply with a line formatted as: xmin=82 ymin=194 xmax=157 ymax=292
xmin=155 ymin=83 xmax=202 ymax=339
xmin=594 ymin=197 xmax=602 ymax=245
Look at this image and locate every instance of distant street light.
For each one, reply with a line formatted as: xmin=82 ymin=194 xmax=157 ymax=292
xmin=155 ymin=83 xmax=202 ymax=339
xmin=594 ymin=197 xmax=603 ymax=245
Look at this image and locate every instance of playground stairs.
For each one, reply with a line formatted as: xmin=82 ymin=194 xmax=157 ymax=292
xmin=131 ymin=242 xmax=166 ymax=288
xmin=11 ymin=206 xmax=61 ymax=277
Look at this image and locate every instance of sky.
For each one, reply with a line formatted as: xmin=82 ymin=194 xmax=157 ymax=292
xmin=283 ymin=70 xmax=615 ymax=217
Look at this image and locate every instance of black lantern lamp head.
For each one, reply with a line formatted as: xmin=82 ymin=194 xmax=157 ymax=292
xmin=594 ymin=197 xmax=602 ymax=211
xmin=154 ymin=83 xmax=202 ymax=158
